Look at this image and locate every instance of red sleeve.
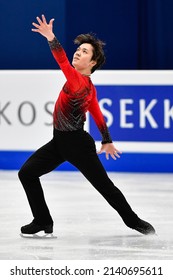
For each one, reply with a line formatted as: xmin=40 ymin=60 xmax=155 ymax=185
xmin=89 ymin=88 xmax=112 ymax=144
xmin=48 ymin=37 xmax=83 ymax=92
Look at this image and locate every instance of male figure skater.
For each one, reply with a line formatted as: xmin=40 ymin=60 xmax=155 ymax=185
xmin=18 ymin=15 xmax=155 ymax=237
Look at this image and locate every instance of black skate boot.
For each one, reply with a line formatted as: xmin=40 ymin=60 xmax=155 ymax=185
xmin=133 ymin=218 xmax=156 ymax=235
xmin=20 ymin=221 xmax=56 ymax=239
xmin=21 ymin=221 xmax=53 ymax=234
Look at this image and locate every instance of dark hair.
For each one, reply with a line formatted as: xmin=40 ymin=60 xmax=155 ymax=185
xmin=74 ymin=33 xmax=106 ymax=73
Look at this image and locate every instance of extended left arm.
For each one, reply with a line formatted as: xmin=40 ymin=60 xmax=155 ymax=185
xmin=89 ymin=89 xmax=122 ymax=160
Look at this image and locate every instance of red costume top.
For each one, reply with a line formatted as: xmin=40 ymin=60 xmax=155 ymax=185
xmin=48 ymin=37 xmax=112 ymax=144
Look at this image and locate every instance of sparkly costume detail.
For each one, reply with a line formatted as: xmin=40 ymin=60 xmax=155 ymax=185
xmin=48 ymin=37 xmax=112 ymax=144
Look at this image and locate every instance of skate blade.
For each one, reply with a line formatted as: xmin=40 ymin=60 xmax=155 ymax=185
xmin=20 ymin=233 xmax=57 ymax=239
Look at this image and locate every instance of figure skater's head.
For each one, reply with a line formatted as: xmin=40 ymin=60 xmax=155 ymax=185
xmin=72 ymin=33 xmax=106 ymax=74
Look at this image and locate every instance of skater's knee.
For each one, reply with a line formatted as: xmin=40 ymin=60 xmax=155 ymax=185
xmin=18 ymin=165 xmax=32 ymax=182
xmin=18 ymin=167 xmax=26 ymax=181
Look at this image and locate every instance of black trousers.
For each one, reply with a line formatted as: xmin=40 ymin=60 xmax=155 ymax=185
xmin=18 ymin=129 xmax=139 ymax=227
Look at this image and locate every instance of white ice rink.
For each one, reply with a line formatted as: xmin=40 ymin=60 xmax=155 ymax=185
xmin=0 ymin=170 xmax=173 ymax=260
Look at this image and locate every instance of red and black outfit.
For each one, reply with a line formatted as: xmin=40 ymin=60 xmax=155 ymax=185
xmin=51 ymin=38 xmax=112 ymax=143
xmin=18 ymin=38 xmax=139 ymax=230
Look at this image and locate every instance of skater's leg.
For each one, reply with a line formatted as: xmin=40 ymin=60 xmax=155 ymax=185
xmin=18 ymin=139 xmax=65 ymax=225
xmin=72 ymin=155 xmax=155 ymax=234
xmin=65 ymin=131 xmax=155 ymax=234
xmin=71 ymin=154 xmax=139 ymax=228
xmin=61 ymin=131 xmax=138 ymax=227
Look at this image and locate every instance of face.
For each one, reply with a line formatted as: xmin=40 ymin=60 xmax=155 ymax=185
xmin=72 ymin=43 xmax=96 ymax=74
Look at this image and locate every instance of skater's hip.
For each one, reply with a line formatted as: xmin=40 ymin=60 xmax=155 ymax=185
xmin=53 ymin=127 xmax=84 ymax=136
xmin=53 ymin=127 xmax=96 ymax=155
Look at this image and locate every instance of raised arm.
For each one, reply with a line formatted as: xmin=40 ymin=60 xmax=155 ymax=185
xmin=32 ymin=14 xmax=55 ymax=41
xmin=32 ymin=15 xmax=83 ymax=92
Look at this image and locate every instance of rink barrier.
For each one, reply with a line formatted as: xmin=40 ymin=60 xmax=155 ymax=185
xmin=0 ymin=150 xmax=173 ymax=172
xmin=0 ymin=70 xmax=173 ymax=172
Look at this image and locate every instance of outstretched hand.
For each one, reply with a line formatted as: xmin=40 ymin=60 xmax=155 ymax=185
xmin=97 ymin=143 xmax=122 ymax=160
xmin=32 ymin=14 xmax=55 ymax=41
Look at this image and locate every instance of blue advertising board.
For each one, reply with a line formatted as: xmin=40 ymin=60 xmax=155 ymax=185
xmin=87 ymin=84 xmax=173 ymax=173
xmin=91 ymin=85 xmax=173 ymax=142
